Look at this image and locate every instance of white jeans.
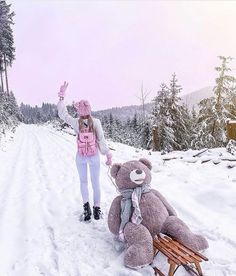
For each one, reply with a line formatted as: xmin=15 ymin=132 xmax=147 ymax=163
xmin=75 ymin=152 xmax=101 ymax=206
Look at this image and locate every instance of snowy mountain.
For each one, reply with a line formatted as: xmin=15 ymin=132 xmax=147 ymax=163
xmin=18 ymin=86 xmax=214 ymax=124
xmin=181 ymin=86 xmax=214 ymax=110
xmin=93 ymin=86 xmax=214 ymax=120
xmin=0 ymin=124 xmax=235 ymax=276
xmin=93 ymin=104 xmax=151 ymax=121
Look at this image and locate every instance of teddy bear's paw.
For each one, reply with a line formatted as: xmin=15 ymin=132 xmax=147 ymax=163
xmin=193 ymin=234 xmax=209 ymax=251
xmin=124 ymin=243 xmax=153 ymax=269
xmin=182 ymin=233 xmax=209 ymax=252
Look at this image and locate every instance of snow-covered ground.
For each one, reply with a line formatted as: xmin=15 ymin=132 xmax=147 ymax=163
xmin=0 ymin=124 xmax=236 ymax=276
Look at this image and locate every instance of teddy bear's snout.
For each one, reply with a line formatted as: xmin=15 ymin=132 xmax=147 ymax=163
xmin=130 ymin=169 xmax=146 ymax=185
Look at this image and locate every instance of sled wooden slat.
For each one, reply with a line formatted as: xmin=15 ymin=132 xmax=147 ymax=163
xmin=164 ymin=236 xmax=203 ymax=262
xmin=153 ymin=239 xmax=182 ymax=265
xmin=153 ymin=235 xmax=208 ymax=276
xmin=166 ymin=236 xmax=208 ymax=261
xmin=158 ymin=239 xmax=189 ymax=264
xmin=159 ymin=238 xmax=194 ymax=264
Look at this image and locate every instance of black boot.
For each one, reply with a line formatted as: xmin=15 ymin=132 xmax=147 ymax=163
xmin=83 ymin=202 xmax=92 ymax=221
xmin=93 ymin=206 xmax=101 ymax=220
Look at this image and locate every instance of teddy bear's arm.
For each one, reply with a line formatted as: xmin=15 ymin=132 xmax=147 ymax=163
xmin=108 ymin=195 xmax=122 ymax=235
xmin=151 ymin=189 xmax=177 ymax=216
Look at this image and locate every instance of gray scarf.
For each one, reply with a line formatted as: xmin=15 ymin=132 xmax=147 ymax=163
xmin=118 ymin=184 xmax=150 ymax=241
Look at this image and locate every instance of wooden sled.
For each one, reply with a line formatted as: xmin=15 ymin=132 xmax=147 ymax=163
xmin=153 ymin=235 xmax=208 ymax=276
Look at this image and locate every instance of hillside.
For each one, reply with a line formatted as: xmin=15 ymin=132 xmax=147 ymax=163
xmin=0 ymin=124 xmax=235 ymax=275
xmin=93 ymin=86 xmax=214 ymax=119
xmin=181 ymin=86 xmax=214 ymax=110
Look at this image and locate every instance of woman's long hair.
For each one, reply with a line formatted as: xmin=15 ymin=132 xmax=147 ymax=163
xmin=79 ymin=115 xmax=95 ymax=133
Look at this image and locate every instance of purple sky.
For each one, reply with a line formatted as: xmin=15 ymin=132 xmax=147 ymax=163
xmin=8 ymin=0 xmax=236 ymax=111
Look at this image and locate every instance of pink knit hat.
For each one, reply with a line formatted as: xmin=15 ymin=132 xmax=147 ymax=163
xmin=74 ymin=100 xmax=91 ymax=116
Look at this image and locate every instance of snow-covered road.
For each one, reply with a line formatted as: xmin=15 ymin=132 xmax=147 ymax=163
xmin=0 ymin=124 xmax=236 ymax=276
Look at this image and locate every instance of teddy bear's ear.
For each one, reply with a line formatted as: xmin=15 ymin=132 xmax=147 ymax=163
xmin=139 ymin=158 xmax=152 ymax=170
xmin=110 ymin=163 xmax=122 ymax=178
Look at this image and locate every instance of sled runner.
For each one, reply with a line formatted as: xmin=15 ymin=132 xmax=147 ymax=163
xmin=153 ymin=235 xmax=208 ymax=276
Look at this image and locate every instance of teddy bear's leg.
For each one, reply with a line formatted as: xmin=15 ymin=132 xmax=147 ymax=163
xmin=161 ymin=216 xmax=208 ymax=251
xmin=123 ymin=222 xmax=154 ymax=268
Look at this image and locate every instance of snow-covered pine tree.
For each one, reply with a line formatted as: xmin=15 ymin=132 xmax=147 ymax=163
xmin=0 ymin=90 xmax=21 ymax=139
xmin=113 ymin=117 xmax=123 ymax=143
xmin=0 ymin=55 xmax=4 ymax=92
xmin=130 ymin=112 xmax=139 ymax=146
xmin=122 ymin=112 xmax=142 ymax=148
xmin=0 ymin=89 xmax=8 ymax=128
xmin=6 ymin=91 xmax=22 ymax=121
xmin=20 ymin=102 xmax=58 ymax=124
xmin=192 ymin=56 xmax=236 ymax=149
xmin=189 ymin=106 xmax=198 ymax=147
xmin=191 ymin=97 xmax=216 ymax=149
xmin=101 ymin=114 xmax=109 ymax=130
xmin=0 ymin=0 xmax=15 ymax=94
xmin=139 ymin=119 xmax=152 ymax=150
xmin=122 ymin=117 xmax=133 ymax=146
xmin=0 ymin=1 xmax=19 ymax=141
xmin=151 ymin=74 xmax=191 ymax=152
xmin=211 ymin=56 xmax=236 ymax=144
xmin=99 ymin=112 xmax=130 ymax=145
xmin=168 ymin=73 xmax=190 ymax=150
xmin=180 ymin=103 xmax=192 ymax=149
xmin=108 ymin=113 xmax=114 ymax=139
xmin=152 ymin=83 xmax=176 ymax=152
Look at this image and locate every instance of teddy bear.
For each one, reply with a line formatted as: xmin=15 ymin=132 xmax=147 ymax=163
xmin=108 ymin=158 xmax=208 ymax=268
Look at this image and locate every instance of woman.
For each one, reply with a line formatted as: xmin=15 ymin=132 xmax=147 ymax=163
xmin=57 ymin=82 xmax=112 ymax=221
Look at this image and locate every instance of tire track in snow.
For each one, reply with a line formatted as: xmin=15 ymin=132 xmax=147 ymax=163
xmin=0 ymin=125 xmax=27 ymax=220
xmin=32 ymin=126 xmax=119 ymax=276
xmin=0 ymin=125 xmax=41 ymax=274
xmin=31 ymin=126 xmax=84 ymax=276
xmin=33 ymin=126 xmax=93 ymax=275
xmin=0 ymin=125 xmax=66 ymax=275
xmin=31 ymin=127 xmax=61 ymax=275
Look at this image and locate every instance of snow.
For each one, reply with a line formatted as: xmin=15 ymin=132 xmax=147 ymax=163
xmin=0 ymin=124 xmax=236 ymax=276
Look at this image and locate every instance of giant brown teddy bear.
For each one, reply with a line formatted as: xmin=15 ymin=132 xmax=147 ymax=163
xmin=108 ymin=158 xmax=208 ymax=268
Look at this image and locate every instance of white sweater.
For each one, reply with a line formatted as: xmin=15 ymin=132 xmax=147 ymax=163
xmin=57 ymin=100 xmax=109 ymax=155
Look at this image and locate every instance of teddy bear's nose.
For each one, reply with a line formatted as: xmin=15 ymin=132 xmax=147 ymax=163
xmin=136 ymin=169 xmax=143 ymax=175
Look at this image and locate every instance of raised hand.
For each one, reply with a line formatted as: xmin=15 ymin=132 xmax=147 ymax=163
xmin=58 ymin=81 xmax=69 ymax=99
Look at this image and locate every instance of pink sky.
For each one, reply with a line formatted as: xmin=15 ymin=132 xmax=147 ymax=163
xmin=8 ymin=0 xmax=236 ymax=111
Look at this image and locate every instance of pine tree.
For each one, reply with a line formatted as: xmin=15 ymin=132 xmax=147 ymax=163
xmin=0 ymin=55 xmax=4 ymax=91
xmin=189 ymin=107 xmax=198 ymax=148
xmin=212 ymin=57 xmax=236 ymax=141
xmin=152 ymin=83 xmax=176 ymax=152
xmin=150 ymin=74 xmax=191 ymax=152
xmin=0 ymin=1 xmax=18 ymax=141
xmin=20 ymin=102 xmax=58 ymax=124
xmin=193 ymin=56 xmax=236 ymax=149
xmin=140 ymin=119 xmax=152 ymax=150
xmin=0 ymin=1 xmax=15 ymax=93
xmin=0 ymin=90 xmax=21 ymax=137
xmin=169 ymin=73 xmax=190 ymax=150
xmin=107 ymin=113 xmax=114 ymax=138
xmin=0 ymin=89 xmax=8 ymax=126
xmin=7 ymin=91 xmax=22 ymax=121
